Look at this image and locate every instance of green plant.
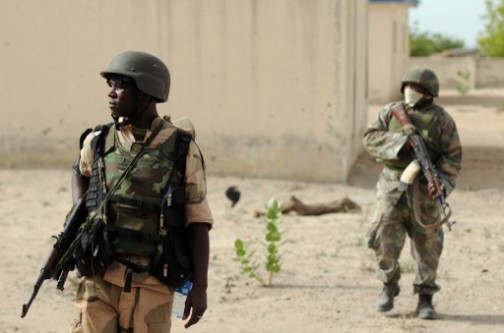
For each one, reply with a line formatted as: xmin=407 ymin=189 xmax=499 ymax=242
xmin=234 ymin=239 xmax=265 ymax=285
xmin=478 ymin=0 xmax=504 ymax=57
xmin=234 ymin=197 xmax=284 ymax=287
xmin=410 ymin=22 xmax=464 ymax=57
xmin=456 ymin=70 xmax=471 ymax=95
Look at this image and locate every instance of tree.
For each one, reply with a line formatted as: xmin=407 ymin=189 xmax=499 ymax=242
xmin=410 ymin=22 xmax=465 ymax=57
xmin=478 ymin=0 xmax=504 ymax=57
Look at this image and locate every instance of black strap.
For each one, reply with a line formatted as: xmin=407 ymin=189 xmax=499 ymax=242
xmin=114 ymin=257 xmax=151 ymax=292
xmin=159 ymin=130 xmax=191 ymax=229
xmin=90 ymin=124 xmax=112 ymax=157
xmin=124 ymin=270 xmax=133 ymax=293
xmin=79 ymin=128 xmax=93 ymax=150
xmin=174 ymin=130 xmax=191 ymax=179
xmin=86 ymin=125 xmax=112 ymax=213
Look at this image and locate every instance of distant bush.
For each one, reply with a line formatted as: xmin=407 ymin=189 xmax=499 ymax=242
xmin=478 ymin=0 xmax=504 ymax=57
xmin=410 ymin=22 xmax=465 ymax=57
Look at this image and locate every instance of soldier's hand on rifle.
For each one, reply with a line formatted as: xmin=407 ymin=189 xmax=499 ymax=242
xmin=428 ymin=179 xmax=445 ymax=199
xmin=401 ymin=124 xmax=416 ymax=136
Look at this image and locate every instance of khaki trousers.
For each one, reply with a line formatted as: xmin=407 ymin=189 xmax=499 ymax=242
xmin=69 ymin=276 xmax=174 ymax=333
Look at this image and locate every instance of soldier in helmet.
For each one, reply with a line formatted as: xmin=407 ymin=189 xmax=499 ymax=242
xmin=363 ymin=67 xmax=462 ymax=319
xmin=69 ymin=51 xmax=213 ymax=332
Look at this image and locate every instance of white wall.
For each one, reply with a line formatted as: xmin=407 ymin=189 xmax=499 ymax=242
xmin=476 ymin=59 xmax=504 ymax=88
xmin=368 ymin=2 xmax=412 ymax=103
xmin=407 ymin=57 xmax=504 ymax=89
xmin=407 ymin=57 xmax=476 ymax=89
xmin=0 ymin=0 xmax=368 ymax=183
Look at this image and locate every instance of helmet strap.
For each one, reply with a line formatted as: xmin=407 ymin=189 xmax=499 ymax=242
xmin=412 ymin=95 xmax=433 ymax=110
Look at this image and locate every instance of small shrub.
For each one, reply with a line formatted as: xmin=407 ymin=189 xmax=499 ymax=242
xmin=234 ymin=197 xmax=284 ymax=287
xmin=456 ymin=69 xmax=471 ymax=95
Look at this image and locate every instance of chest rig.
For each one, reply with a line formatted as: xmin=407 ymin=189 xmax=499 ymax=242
xmin=80 ymin=120 xmax=193 ymax=290
xmin=386 ymin=103 xmax=444 ymax=170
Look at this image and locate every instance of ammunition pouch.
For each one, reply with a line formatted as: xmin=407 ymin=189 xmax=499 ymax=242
xmin=73 ymin=217 xmax=113 ymax=277
xmin=147 ymin=183 xmax=192 ymax=288
xmin=150 ymin=227 xmax=192 ymax=289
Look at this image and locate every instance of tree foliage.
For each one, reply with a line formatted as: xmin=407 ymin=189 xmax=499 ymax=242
xmin=410 ymin=22 xmax=465 ymax=57
xmin=478 ymin=0 xmax=504 ymax=57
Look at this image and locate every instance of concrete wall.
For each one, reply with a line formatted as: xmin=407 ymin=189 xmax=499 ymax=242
xmin=368 ymin=2 xmax=412 ymax=103
xmin=475 ymin=59 xmax=504 ymax=88
xmin=407 ymin=57 xmax=504 ymax=89
xmin=0 ymin=0 xmax=368 ymax=183
xmin=407 ymin=57 xmax=476 ymax=89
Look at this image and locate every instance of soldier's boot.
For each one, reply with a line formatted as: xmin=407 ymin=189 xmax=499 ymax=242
xmin=376 ymin=283 xmax=400 ymax=312
xmin=417 ymin=294 xmax=436 ymax=320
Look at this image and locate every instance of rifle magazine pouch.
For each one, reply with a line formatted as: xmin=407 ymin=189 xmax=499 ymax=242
xmin=150 ymin=227 xmax=192 ymax=289
xmin=73 ymin=218 xmax=113 ymax=277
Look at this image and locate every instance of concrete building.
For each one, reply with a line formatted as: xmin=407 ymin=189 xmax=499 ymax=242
xmin=368 ymin=0 xmax=418 ymax=103
xmin=0 ymin=0 xmax=368 ymax=183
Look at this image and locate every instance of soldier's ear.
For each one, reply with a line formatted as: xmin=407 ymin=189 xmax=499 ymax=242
xmin=137 ymin=90 xmax=156 ymax=105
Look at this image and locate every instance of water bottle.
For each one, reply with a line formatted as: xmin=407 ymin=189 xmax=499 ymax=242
xmin=172 ymin=280 xmax=193 ymax=319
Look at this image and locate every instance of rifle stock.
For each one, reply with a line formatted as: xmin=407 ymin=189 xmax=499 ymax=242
xmin=21 ymin=197 xmax=87 ymax=318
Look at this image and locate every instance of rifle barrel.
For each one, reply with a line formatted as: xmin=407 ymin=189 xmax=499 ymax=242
xmin=21 ymin=269 xmax=46 ymax=318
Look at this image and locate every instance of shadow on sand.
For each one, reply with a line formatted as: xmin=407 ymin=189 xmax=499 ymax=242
xmin=386 ymin=311 xmax=504 ymax=326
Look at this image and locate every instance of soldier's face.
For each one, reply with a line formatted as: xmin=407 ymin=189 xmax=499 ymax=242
xmin=106 ymin=76 xmax=139 ymax=118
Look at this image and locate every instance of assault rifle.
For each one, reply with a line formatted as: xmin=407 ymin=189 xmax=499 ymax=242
xmin=391 ymin=104 xmax=454 ymax=231
xmin=21 ymin=197 xmax=87 ymax=318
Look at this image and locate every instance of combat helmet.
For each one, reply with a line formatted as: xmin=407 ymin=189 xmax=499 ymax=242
xmin=400 ymin=67 xmax=439 ymax=97
xmin=101 ymin=51 xmax=170 ymax=102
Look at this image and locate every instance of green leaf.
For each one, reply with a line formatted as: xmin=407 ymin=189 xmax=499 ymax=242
xmin=235 ymin=239 xmax=244 ymax=250
xmin=266 ymin=261 xmax=281 ymax=272
xmin=477 ymin=0 xmax=504 ymax=57
xmin=266 ymin=231 xmax=281 ymax=242
xmin=266 ymin=198 xmax=283 ymax=220
xmin=267 ymin=222 xmax=278 ymax=232
xmin=267 ymin=244 xmax=278 ymax=254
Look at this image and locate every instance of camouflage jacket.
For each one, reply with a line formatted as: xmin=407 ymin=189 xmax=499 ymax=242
xmin=363 ymin=101 xmax=462 ymax=203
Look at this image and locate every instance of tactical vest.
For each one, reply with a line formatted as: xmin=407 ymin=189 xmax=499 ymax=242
xmin=103 ymin=126 xmax=186 ymax=256
xmin=79 ymin=119 xmax=193 ymax=289
xmin=386 ymin=104 xmax=444 ymax=170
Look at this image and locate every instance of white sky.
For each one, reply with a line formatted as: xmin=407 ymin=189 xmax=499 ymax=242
xmin=409 ymin=0 xmax=488 ymax=48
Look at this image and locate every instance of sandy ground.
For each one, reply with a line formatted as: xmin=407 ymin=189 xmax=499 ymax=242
xmin=2 ymin=100 xmax=504 ymax=333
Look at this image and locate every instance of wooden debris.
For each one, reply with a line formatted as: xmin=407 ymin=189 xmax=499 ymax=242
xmin=254 ymin=195 xmax=361 ymax=217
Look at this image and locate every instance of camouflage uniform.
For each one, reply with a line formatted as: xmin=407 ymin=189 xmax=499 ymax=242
xmin=69 ymin=117 xmax=213 ymax=333
xmin=363 ymin=99 xmax=462 ymax=295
